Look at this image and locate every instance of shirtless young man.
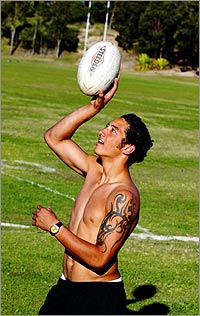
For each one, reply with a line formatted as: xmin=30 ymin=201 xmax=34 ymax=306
xmin=32 ymin=77 xmax=153 ymax=315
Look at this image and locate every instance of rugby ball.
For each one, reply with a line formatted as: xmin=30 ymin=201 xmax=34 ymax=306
xmin=77 ymin=41 xmax=121 ymax=96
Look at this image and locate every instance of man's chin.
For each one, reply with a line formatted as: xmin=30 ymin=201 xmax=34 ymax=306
xmin=94 ymin=147 xmax=102 ymax=158
xmin=94 ymin=146 xmax=99 ymax=155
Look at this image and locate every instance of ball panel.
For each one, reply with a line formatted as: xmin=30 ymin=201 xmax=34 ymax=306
xmin=77 ymin=41 xmax=121 ymax=96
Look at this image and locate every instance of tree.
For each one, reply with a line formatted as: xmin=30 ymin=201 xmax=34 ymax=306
xmin=113 ymin=1 xmax=199 ymax=67
xmin=112 ymin=2 xmax=149 ymax=51
xmin=1 ymin=1 xmax=34 ymax=55
xmin=1 ymin=1 xmax=85 ymax=56
xmin=138 ymin=2 xmax=174 ymax=58
xmin=45 ymin=1 xmax=83 ymax=57
xmin=137 ymin=1 xmax=199 ymax=66
xmin=30 ymin=1 xmax=47 ymax=55
xmin=87 ymin=1 xmax=115 ymax=25
xmin=173 ymin=1 xmax=199 ymax=67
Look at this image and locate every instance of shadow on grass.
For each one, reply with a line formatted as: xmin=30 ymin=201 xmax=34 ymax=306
xmin=126 ymin=284 xmax=170 ymax=315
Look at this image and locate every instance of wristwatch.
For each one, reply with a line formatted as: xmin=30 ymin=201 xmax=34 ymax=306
xmin=50 ymin=222 xmax=63 ymax=236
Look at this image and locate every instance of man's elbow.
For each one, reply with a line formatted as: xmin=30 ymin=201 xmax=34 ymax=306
xmin=44 ymin=129 xmax=56 ymax=147
xmin=92 ymin=256 xmax=114 ymax=275
xmin=44 ymin=129 xmax=50 ymax=142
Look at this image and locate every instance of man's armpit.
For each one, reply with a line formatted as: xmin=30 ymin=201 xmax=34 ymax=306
xmin=97 ymin=192 xmax=137 ymax=253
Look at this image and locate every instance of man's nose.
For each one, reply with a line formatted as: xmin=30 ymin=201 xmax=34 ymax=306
xmin=99 ymin=128 xmax=106 ymax=136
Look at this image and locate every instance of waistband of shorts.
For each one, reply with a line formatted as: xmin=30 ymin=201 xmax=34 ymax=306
xmin=60 ymin=273 xmax=122 ymax=283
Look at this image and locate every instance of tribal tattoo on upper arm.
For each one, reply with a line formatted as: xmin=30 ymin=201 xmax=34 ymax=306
xmin=97 ymin=192 xmax=137 ymax=253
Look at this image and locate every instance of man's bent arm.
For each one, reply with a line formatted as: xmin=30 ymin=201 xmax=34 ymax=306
xmin=55 ymin=189 xmax=138 ymax=273
xmin=44 ymin=79 xmax=119 ymax=175
xmin=32 ymin=188 xmax=138 ymax=274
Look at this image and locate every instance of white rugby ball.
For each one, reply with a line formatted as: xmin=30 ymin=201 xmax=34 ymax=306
xmin=77 ymin=41 xmax=121 ymax=96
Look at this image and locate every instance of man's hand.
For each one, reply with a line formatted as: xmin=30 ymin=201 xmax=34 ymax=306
xmin=32 ymin=205 xmax=59 ymax=232
xmin=90 ymin=76 xmax=119 ymax=111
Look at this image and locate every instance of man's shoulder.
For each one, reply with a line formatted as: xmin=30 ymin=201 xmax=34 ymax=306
xmin=108 ymin=184 xmax=139 ymax=199
xmin=106 ymin=183 xmax=140 ymax=209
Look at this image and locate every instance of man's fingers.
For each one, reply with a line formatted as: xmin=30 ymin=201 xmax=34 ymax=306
xmin=98 ymin=90 xmax=104 ymax=97
xmin=32 ymin=211 xmax=37 ymax=226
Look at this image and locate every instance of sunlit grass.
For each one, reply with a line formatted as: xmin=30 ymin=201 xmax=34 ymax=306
xmin=1 ymin=56 xmax=198 ymax=315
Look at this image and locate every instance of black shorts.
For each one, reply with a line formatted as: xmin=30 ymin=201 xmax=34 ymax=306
xmin=38 ymin=277 xmax=126 ymax=315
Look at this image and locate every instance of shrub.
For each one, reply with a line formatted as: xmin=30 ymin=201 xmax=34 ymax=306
xmin=152 ymin=57 xmax=170 ymax=70
xmin=136 ymin=53 xmax=152 ymax=71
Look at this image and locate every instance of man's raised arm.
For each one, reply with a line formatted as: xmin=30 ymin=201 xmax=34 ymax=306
xmin=44 ymin=78 xmax=119 ymax=175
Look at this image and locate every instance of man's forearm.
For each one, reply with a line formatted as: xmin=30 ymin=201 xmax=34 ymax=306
xmin=44 ymin=102 xmax=101 ymax=143
xmin=44 ymin=78 xmax=119 ymax=143
xmin=55 ymin=224 xmax=109 ymax=273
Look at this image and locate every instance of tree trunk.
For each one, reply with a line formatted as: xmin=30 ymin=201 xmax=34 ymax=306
xmin=55 ymin=39 xmax=61 ymax=58
xmin=160 ymin=47 xmax=163 ymax=58
xmin=31 ymin=19 xmax=39 ymax=55
xmin=39 ymin=34 xmax=43 ymax=55
xmin=10 ymin=24 xmax=16 ymax=55
xmin=109 ymin=3 xmax=116 ymax=29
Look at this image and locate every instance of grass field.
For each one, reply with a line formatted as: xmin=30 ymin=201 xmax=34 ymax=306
xmin=1 ymin=55 xmax=199 ymax=315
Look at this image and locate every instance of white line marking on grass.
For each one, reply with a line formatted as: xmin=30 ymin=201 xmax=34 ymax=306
xmin=14 ymin=160 xmax=56 ymax=172
xmin=131 ymin=232 xmax=199 ymax=242
xmin=2 ymin=160 xmax=56 ymax=173
xmin=132 ymin=225 xmax=199 ymax=242
xmin=1 ymin=222 xmax=31 ymax=228
xmin=1 ymin=171 xmax=75 ymax=202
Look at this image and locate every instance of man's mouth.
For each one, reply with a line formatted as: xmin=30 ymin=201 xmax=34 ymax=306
xmin=98 ymin=139 xmax=104 ymax=144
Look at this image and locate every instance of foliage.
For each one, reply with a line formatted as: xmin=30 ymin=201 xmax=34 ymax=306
xmin=136 ymin=54 xmax=170 ymax=71
xmin=89 ymin=1 xmax=115 ymax=25
xmin=1 ymin=1 xmax=84 ymax=57
xmin=172 ymin=1 xmax=199 ymax=67
xmin=137 ymin=2 xmax=177 ymax=60
xmin=136 ymin=53 xmax=152 ymax=71
xmin=113 ymin=1 xmax=199 ymax=67
xmin=1 ymin=1 xmax=35 ymax=54
xmin=152 ymin=57 xmax=170 ymax=70
xmin=112 ymin=1 xmax=148 ymax=51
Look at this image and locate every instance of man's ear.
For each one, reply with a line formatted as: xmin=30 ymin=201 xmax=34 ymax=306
xmin=122 ymin=144 xmax=135 ymax=155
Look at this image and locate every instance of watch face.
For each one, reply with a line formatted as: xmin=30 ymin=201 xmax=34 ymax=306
xmin=50 ymin=222 xmax=62 ymax=236
xmin=51 ymin=225 xmax=59 ymax=234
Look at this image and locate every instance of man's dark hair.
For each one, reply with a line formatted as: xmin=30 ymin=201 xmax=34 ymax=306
xmin=121 ymin=114 xmax=154 ymax=166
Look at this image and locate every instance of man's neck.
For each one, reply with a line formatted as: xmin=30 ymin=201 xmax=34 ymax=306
xmin=99 ymin=157 xmax=131 ymax=185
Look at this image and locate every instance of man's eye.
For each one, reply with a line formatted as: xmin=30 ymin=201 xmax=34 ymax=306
xmin=111 ymin=128 xmax=116 ymax=133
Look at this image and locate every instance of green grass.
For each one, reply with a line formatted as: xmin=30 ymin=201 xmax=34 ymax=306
xmin=1 ymin=55 xmax=199 ymax=315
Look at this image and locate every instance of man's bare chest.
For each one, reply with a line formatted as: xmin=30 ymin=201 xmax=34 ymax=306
xmin=82 ymin=184 xmax=111 ymax=225
xmin=71 ymin=171 xmax=122 ymax=230
xmin=74 ymin=181 xmax=111 ymax=225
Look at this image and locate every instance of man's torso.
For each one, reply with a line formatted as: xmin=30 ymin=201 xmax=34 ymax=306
xmin=63 ymin=156 xmax=139 ymax=281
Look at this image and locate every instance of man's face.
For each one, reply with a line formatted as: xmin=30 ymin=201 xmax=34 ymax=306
xmin=94 ymin=117 xmax=129 ymax=158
